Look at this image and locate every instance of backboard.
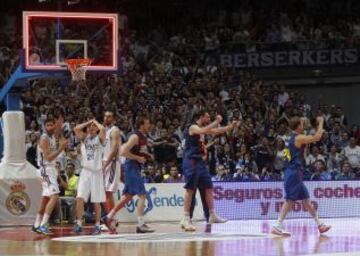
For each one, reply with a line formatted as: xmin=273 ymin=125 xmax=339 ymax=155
xmin=23 ymin=11 xmax=118 ymax=72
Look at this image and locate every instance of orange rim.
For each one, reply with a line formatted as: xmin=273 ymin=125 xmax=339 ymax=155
xmin=65 ymin=58 xmax=91 ymax=72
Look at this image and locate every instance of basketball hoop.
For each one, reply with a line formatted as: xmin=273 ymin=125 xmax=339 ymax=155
xmin=65 ymin=58 xmax=92 ymax=81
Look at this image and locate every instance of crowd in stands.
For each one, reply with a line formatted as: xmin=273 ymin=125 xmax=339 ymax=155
xmin=1 ymin=0 xmax=360 ymax=188
xmin=20 ymin=69 xmax=360 ymax=184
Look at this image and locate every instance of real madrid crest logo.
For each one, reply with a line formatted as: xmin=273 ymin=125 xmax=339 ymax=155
xmin=5 ymin=181 xmax=31 ymax=216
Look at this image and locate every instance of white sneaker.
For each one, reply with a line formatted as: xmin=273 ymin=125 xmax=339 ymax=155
xmin=180 ymin=218 xmax=196 ymax=232
xmin=271 ymin=225 xmax=291 ymax=236
xmin=208 ymin=214 xmax=228 ymax=224
xmin=318 ymin=223 xmax=331 ymax=234
xmin=100 ymin=224 xmax=109 ymax=231
xmin=137 ymin=224 xmax=155 ymax=233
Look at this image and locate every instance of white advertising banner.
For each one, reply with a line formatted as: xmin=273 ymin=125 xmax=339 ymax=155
xmin=213 ymin=181 xmax=360 ymax=220
xmin=0 ymin=178 xmax=41 ymax=225
xmin=115 ymin=183 xmax=204 ymax=223
xmin=0 ymin=111 xmax=42 ymax=225
xmin=2 ymin=178 xmax=360 ymax=225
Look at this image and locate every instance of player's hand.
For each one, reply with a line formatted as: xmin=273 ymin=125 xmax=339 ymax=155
xmin=216 ymin=115 xmax=223 ymax=124
xmin=102 ymin=160 xmax=109 ymax=171
xmin=316 ymin=116 xmax=324 ymax=124
xmin=89 ymin=119 xmax=97 ymax=126
xmin=147 ymin=154 xmax=155 ymax=161
xmin=137 ymin=156 xmax=146 ymax=164
xmin=59 ymin=137 xmax=68 ymax=149
xmin=231 ymin=121 xmax=239 ymax=129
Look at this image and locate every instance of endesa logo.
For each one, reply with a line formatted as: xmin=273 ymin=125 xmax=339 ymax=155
xmin=214 ymin=185 xmax=283 ymax=203
xmin=122 ymin=187 xmax=188 ymax=214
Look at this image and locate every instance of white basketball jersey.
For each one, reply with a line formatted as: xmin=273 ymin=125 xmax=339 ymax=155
xmin=37 ymin=133 xmax=57 ymax=167
xmin=103 ymin=125 xmax=121 ymax=161
xmin=81 ymin=135 xmax=104 ymax=171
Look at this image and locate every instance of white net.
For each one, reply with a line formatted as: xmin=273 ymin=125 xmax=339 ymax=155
xmin=69 ymin=65 xmax=87 ymax=81
xmin=65 ymin=59 xmax=91 ymax=81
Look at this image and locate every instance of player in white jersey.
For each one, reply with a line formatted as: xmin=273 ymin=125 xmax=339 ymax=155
xmin=73 ymin=119 xmax=106 ymax=235
xmin=32 ymin=118 xmax=68 ymax=235
xmin=102 ymin=111 xmax=121 ymax=213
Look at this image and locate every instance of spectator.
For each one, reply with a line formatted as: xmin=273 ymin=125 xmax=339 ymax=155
xmin=64 ymin=163 xmax=78 ymax=197
xmin=153 ymin=128 xmax=178 ymax=164
xmin=240 ymin=165 xmax=260 ymax=182
xmin=339 ymin=132 xmax=349 ymax=148
xmin=305 ymin=145 xmax=326 ymax=167
xmin=273 ymin=138 xmax=286 ymax=174
xmin=333 ymin=107 xmax=347 ymax=126
xmin=252 ymin=137 xmax=273 ymax=172
xmin=223 ymin=166 xmax=234 ymax=181
xmin=350 ymin=125 xmax=360 ymax=145
xmin=143 ymin=165 xmax=163 ymax=183
xmin=57 ymin=162 xmax=68 ymax=197
xmin=235 ymin=153 xmax=258 ymax=174
xmin=342 ymin=137 xmax=360 ymax=170
xmin=329 ymin=122 xmax=342 ymax=147
xmin=278 ymin=85 xmax=289 ymax=107
xmin=310 ymin=160 xmax=332 ymax=181
xmin=164 ymin=166 xmax=185 ymax=183
xmin=326 ymin=145 xmax=342 ymax=174
xmin=26 ymin=132 xmax=38 ymax=168
xmin=261 ymin=163 xmax=274 ymax=181
xmin=335 ymin=162 xmax=355 ymax=180
xmin=212 ymin=165 xmax=227 ymax=182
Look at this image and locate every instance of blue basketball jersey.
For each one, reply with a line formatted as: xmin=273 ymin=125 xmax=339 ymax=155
xmin=184 ymin=124 xmax=205 ymax=159
xmin=284 ymin=133 xmax=305 ymax=170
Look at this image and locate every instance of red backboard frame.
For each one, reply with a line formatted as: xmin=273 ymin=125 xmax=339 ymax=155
xmin=23 ymin=11 xmax=118 ymax=72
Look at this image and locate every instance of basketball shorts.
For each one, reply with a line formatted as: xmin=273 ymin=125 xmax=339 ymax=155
xmin=284 ymin=168 xmax=310 ymax=201
xmin=39 ymin=165 xmax=60 ymax=197
xmin=77 ymin=168 xmax=106 ymax=203
xmin=183 ymin=158 xmax=213 ymax=190
xmin=122 ymin=160 xmax=146 ymax=196
xmin=103 ymin=159 xmax=121 ymax=193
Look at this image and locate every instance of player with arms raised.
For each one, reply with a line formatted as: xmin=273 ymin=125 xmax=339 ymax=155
xmin=271 ymin=116 xmax=331 ymax=236
xmin=181 ymin=110 xmax=237 ymax=231
xmin=73 ymin=119 xmax=106 ymax=235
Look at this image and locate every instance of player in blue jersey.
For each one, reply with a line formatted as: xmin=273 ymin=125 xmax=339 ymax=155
xmin=271 ymin=116 xmax=331 ymax=236
xmin=180 ymin=110 xmax=237 ymax=231
xmin=102 ymin=115 xmax=155 ymax=234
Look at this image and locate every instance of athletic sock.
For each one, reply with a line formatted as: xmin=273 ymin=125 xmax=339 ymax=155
xmin=107 ymin=210 xmax=115 ymax=219
xmin=275 ymin=217 xmax=284 ymax=228
xmin=40 ymin=213 xmax=50 ymax=226
xmin=313 ymin=214 xmax=322 ymax=226
xmin=34 ymin=214 xmax=42 ymax=228
xmin=76 ymin=220 xmax=82 ymax=226
xmin=184 ymin=212 xmax=190 ymax=221
xmin=137 ymin=216 xmax=144 ymax=226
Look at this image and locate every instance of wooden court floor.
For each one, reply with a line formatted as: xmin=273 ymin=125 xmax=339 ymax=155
xmin=1 ymin=219 xmax=360 ymax=256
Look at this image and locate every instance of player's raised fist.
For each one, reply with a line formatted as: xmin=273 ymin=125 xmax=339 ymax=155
xmin=137 ymin=156 xmax=146 ymax=164
xmin=231 ymin=121 xmax=239 ymax=129
xmin=316 ymin=116 xmax=324 ymax=124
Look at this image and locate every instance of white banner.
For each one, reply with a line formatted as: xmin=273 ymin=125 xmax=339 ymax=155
xmin=114 ymin=183 xmax=204 ymax=223
xmin=2 ymin=178 xmax=360 ymax=225
xmin=213 ymin=181 xmax=360 ymax=219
